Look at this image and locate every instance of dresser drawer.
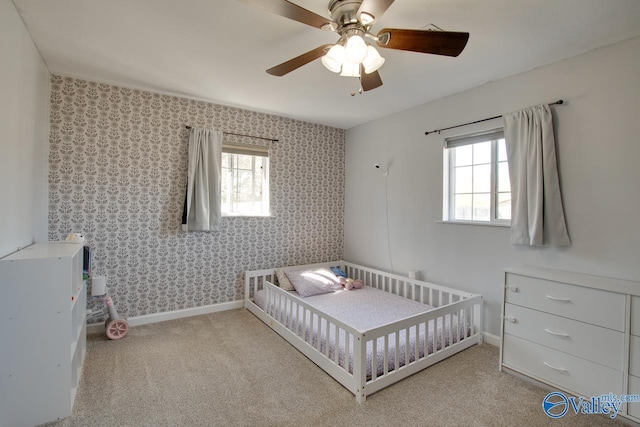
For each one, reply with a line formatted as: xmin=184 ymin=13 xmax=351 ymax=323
xmin=632 ymin=296 xmax=640 ymax=337
xmin=629 ymin=375 xmax=640 ymax=419
xmin=504 ymin=304 xmax=624 ymax=370
xmin=502 ymin=334 xmax=623 ymax=399
xmin=631 ymin=336 xmax=640 ymax=377
xmin=505 ymin=273 xmax=625 ymax=331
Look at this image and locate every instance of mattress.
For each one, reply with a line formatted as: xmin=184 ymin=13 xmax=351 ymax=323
xmin=253 ymin=286 xmax=466 ymax=378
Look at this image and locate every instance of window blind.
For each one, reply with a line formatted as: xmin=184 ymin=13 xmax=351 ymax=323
xmin=444 ymin=128 xmax=504 ymax=149
xmin=222 ymin=143 xmax=269 ymax=157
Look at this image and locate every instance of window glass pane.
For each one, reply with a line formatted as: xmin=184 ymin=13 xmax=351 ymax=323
xmin=498 ymin=139 xmax=507 ymax=162
xmin=221 ymin=194 xmax=229 ymax=213
xmin=473 ymin=164 xmax=491 ymax=193
xmin=238 ymin=170 xmax=253 ymax=196
xmin=254 ymin=156 xmax=263 ymax=171
xmin=221 ymin=166 xmax=231 ymax=185
xmin=455 ymin=166 xmax=472 ymax=194
xmin=220 ymin=151 xmax=269 ymax=216
xmin=254 ymin=174 xmax=262 ymax=195
xmin=254 ymin=158 xmax=264 ymax=191
xmin=473 ymin=141 xmax=491 ymax=164
xmin=497 ymin=193 xmax=512 ymax=220
xmin=473 ymin=193 xmax=491 ymax=221
xmin=498 ymin=161 xmax=510 ymax=193
xmin=445 ymin=131 xmax=510 ymax=224
xmin=454 ymin=194 xmax=472 ymax=220
xmin=454 ymin=145 xmax=472 ymax=167
xmin=237 ymin=154 xmax=252 ymax=170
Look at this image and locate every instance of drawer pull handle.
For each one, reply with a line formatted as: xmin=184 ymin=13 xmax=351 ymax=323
xmin=508 ymin=286 xmax=519 ymax=292
xmin=545 ymin=294 xmax=571 ymax=303
xmin=544 ymin=328 xmax=570 ymax=338
xmin=543 ymin=361 xmax=568 ymax=373
xmin=504 ymin=316 xmax=517 ymax=323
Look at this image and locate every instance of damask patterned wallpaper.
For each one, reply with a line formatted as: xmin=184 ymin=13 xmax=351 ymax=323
xmin=48 ymin=76 xmax=345 ymax=319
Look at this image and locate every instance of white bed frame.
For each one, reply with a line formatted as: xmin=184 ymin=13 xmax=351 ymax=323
xmin=244 ymin=260 xmax=483 ymax=403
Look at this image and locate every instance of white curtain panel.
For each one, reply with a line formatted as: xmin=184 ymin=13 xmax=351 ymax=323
xmin=503 ymin=104 xmax=570 ymax=246
xmin=184 ymin=128 xmax=223 ymax=231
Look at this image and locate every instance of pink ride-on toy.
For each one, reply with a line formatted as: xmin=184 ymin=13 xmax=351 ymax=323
xmin=104 ymin=296 xmax=129 ymax=339
xmin=87 ymin=294 xmax=129 ymax=340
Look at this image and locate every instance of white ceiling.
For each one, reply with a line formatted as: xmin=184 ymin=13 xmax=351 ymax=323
xmin=13 ymin=0 xmax=640 ymax=129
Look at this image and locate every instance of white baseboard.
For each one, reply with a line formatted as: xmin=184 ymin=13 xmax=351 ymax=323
xmin=87 ymin=302 xmax=505 ymax=349
xmin=87 ymin=300 xmax=244 ymax=335
xmin=482 ymin=332 xmax=501 ymax=347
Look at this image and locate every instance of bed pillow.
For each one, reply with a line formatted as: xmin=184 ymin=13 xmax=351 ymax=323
xmin=285 ymin=267 xmax=342 ymax=297
xmin=275 ymin=268 xmax=295 ymax=291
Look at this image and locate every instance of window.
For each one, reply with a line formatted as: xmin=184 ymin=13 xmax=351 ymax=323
xmin=221 ymin=144 xmax=270 ymax=216
xmin=443 ymin=129 xmax=510 ymax=224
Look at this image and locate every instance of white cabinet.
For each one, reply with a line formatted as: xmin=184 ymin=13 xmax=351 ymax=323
xmin=500 ymin=266 xmax=640 ymax=423
xmin=0 ymin=242 xmax=87 ymax=427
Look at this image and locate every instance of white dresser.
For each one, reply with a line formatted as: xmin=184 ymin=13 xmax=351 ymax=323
xmin=630 ymin=296 xmax=640 ymax=419
xmin=0 ymin=242 xmax=87 ymax=427
xmin=500 ymin=266 xmax=640 ymax=422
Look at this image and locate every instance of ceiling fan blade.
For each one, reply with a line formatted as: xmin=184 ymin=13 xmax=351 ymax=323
xmin=360 ymin=65 xmax=383 ymax=91
xmin=238 ymin=0 xmax=334 ymax=30
xmin=376 ymin=28 xmax=469 ymax=57
xmin=267 ymin=45 xmax=332 ymax=76
xmin=357 ymin=0 xmax=395 ymax=23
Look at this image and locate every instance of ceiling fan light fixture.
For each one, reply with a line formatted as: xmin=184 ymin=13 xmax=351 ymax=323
xmin=339 ymin=61 xmax=360 ymax=77
xmin=362 ymin=45 xmax=385 ymax=74
xmin=359 ymin=12 xmax=375 ymax=26
xmin=321 ymin=44 xmax=345 ymax=73
xmin=345 ymin=34 xmax=368 ymax=64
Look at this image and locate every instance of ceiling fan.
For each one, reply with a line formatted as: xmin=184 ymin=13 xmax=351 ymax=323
xmin=238 ymin=0 xmax=469 ymax=92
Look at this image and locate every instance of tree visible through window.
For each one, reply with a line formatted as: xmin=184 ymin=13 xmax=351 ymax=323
xmin=444 ymin=129 xmax=510 ymax=224
xmin=221 ymin=147 xmax=270 ymax=216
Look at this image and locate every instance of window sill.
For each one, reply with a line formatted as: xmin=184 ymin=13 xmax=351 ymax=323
xmin=222 ymin=215 xmax=273 ymax=218
xmin=436 ymin=220 xmax=511 ymax=228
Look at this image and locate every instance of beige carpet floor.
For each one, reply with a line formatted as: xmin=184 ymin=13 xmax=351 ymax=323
xmin=44 ymin=309 xmax=626 ymax=427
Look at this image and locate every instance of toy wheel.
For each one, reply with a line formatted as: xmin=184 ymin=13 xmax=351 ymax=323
xmin=106 ymin=319 xmax=129 ymax=340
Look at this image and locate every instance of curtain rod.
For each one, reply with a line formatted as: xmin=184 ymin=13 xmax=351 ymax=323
xmin=424 ymin=100 xmax=564 ymax=136
xmin=185 ymin=126 xmax=278 ymax=143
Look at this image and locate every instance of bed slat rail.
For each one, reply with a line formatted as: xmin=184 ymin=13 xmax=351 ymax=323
xmin=361 ymin=296 xmax=482 ymax=396
xmin=260 ymin=281 xmax=367 ymax=397
xmin=244 ymin=267 xmax=276 ymax=307
xmin=343 ymin=263 xmax=477 ymax=308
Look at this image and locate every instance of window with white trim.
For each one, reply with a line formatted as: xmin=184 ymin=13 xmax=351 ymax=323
xmin=443 ymin=129 xmax=510 ymax=224
xmin=221 ymin=144 xmax=270 ymax=216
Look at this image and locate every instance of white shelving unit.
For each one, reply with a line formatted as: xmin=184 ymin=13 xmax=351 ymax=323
xmin=0 ymin=242 xmax=87 ymax=427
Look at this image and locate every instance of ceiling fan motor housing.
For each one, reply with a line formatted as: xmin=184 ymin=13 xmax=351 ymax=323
xmin=328 ymin=0 xmax=366 ymax=27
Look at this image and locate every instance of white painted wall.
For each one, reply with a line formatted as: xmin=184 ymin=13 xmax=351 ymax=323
xmin=0 ymin=0 xmax=51 ymax=258
xmin=345 ymin=36 xmax=640 ymax=338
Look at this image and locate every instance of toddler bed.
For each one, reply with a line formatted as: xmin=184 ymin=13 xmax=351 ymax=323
xmin=244 ymin=261 xmax=483 ymax=402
